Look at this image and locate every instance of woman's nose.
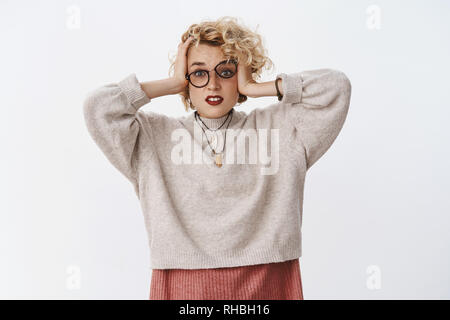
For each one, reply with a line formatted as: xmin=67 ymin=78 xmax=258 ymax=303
xmin=207 ymin=72 xmax=221 ymax=89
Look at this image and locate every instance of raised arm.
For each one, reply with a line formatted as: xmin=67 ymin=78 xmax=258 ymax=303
xmin=83 ymin=72 xmax=188 ymax=192
xmin=83 ymin=74 xmax=153 ymax=194
xmin=83 ymin=37 xmax=193 ymax=194
xmin=276 ymin=69 xmax=352 ymax=170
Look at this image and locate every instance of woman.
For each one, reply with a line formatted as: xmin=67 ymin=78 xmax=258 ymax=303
xmin=83 ymin=16 xmax=351 ymax=300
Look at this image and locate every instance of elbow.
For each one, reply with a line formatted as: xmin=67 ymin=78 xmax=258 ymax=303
xmin=83 ymin=88 xmax=100 ymax=115
xmin=337 ymin=71 xmax=352 ymax=113
xmin=82 ymin=85 xmax=110 ymax=122
xmin=82 ymin=88 xmax=103 ymax=131
xmin=333 ymin=70 xmax=352 ymax=96
xmin=83 ymin=89 xmax=94 ymax=113
xmin=327 ymin=69 xmax=352 ymax=113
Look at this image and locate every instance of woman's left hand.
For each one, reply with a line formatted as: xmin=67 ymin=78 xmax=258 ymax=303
xmin=237 ymin=62 xmax=257 ymax=98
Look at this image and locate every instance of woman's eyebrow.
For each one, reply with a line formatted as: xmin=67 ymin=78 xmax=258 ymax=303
xmin=190 ymin=62 xmax=206 ymax=67
xmin=189 ymin=59 xmax=229 ymax=68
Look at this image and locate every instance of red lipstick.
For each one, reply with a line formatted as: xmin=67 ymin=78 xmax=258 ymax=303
xmin=205 ymin=95 xmax=223 ymax=106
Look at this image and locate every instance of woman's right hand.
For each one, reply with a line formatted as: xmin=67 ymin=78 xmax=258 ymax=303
xmin=172 ymin=36 xmax=195 ymax=93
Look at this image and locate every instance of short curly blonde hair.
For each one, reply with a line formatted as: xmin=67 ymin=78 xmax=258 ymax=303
xmin=168 ymin=16 xmax=274 ymax=112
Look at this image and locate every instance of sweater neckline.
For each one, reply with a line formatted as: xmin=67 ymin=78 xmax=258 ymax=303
xmin=190 ymin=108 xmax=242 ymax=130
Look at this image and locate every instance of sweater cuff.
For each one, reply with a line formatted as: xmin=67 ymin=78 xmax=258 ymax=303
xmin=276 ymin=72 xmax=303 ymax=105
xmin=118 ymin=73 xmax=151 ymax=111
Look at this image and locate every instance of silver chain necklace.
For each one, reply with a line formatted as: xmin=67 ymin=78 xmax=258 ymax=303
xmin=194 ymin=109 xmax=234 ymax=167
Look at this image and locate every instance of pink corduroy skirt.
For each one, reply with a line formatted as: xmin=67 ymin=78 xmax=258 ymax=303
xmin=149 ymin=258 xmax=303 ymax=300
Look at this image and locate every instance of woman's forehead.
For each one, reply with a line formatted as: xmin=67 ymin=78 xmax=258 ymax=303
xmin=188 ymin=44 xmax=226 ymax=65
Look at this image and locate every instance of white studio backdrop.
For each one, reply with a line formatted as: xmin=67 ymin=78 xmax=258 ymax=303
xmin=1 ymin=0 xmax=449 ymax=299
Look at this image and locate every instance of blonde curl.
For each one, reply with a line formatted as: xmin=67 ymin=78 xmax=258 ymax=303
xmin=168 ymin=16 xmax=274 ymax=112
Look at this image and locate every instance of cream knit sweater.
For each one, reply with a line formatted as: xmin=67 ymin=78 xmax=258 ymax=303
xmin=83 ymin=69 xmax=351 ymax=269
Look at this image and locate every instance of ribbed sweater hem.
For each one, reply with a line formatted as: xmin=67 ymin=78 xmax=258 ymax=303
xmin=150 ymin=243 xmax=302 ymax=270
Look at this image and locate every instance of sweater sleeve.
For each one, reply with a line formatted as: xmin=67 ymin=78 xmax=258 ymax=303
xmin=276 ymin=69 xmax=352 ymax=170
xmin=82 ymin=73 xmax=152 ymax=193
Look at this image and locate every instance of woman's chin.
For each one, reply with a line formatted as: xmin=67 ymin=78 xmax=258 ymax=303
xmin=198 ymin=106 xmax=231 ymax=118
xmin=199 ymin=105 xmax=227 ymax=118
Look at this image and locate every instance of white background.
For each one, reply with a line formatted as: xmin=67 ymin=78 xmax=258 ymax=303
xmin=1 ymin=0 xmax=449 ymax=299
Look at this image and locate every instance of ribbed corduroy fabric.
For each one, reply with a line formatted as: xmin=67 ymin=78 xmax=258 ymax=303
xmin=149 ymin=259 xmax=303 ymax=300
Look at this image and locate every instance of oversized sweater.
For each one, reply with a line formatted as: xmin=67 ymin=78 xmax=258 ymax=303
xmin=83 ymin=68 xmax=352 ymax=269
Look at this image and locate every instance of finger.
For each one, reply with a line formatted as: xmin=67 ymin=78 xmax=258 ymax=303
xmin=177 ymin=37 xmax=192 ymax=54
xmin=178 ymin=37 xmax=190 ymax=48
xmin=183 ymin=37 xmax=194 ymax=55
xmin=187 ymin=35 xmax=196 ymax=43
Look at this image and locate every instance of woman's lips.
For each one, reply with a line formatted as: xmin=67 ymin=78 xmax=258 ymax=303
xmin=206 ymin=96 xmax=223 ymax=106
